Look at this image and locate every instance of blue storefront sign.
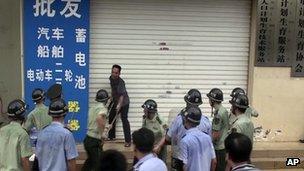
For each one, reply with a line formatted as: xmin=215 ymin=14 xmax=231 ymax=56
xmin=23 ymin=0 xmax=90 ymax=142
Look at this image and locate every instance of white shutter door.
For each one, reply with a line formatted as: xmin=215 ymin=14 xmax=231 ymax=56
xmin=90 ymin=0 xmax=251 ymax=138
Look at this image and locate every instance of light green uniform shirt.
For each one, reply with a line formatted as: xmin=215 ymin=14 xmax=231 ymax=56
xmin=212 ymin=104 xmax=229 ymax=150
xmin=0 ymin=121 xmax=32 ymax=171
xmin=87 ymin=103 xmax=107 ymax=139
xmin=0 ymin=113 xmax=9 ymax=129
xmin=23 ymin=104 xmax=52 ymax=131
xmin=230 ymin=114 xmax=254 ymax=142
xmin=229 ymin=106 xmax=258 ymax=128
xmin=142 ymin=113 xmax=165 ymax=144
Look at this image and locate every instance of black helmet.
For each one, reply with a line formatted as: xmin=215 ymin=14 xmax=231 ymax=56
xmin=48 ymin=99 xmax=68 ymax=117
xmin=96 ymin=89 xmax=109 ymax=102
xmin=47 ymin=84 xmax=62 ymax=101
xmin=7 ymin=99 xmax=27 ymax=118
xmin=142 ymin=99 xmax=157 ymax=112
xmin=207 ymin=88 xmax=223 ymax=102
xmin=229 ymin=94 xmax=249 ymax=109
xmin=184 ymin=106 xmax=202 ymax=124
xmin=184 ymin=89 xmax=202 ymax=105
xmin=230 ymin=87 xmax=245 ymax=97
xmin=32 ymin=88 xmax=45 ymax=102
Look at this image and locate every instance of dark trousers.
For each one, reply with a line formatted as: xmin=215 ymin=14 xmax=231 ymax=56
xmin=82 ymin=135 xmax=103 ymax=171
xmin=108 ymin=104 xmax=131 ymax=143
xmin=215 ymin=149 xmax=226 ymax=171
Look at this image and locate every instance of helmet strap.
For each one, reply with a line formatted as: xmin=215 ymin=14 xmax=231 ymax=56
xmin=211 ymin=106 xmax=214 ymax=117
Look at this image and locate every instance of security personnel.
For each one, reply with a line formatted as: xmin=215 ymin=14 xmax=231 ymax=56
xmin=24 ymin=88 xmax=52 ymax=131
xmin=36 ymin=99 xmax=78 ymax=171
xmin=154 ymin=89 xmax=212 ymax=171
xmin=229 ymin=88 xmax=259 ymax=127
xmin=142 ymin=99 xmax=167 ymax=162
xmin=0 ymin=99 xmax=32 ymax=170
xmin=82 ymin=89 xmax=109 ymax=171
xmin=229 ymin=94 xmax=254 ymax=142
xmin=178 ymin=106 xmax=216 ymax=171
xmin=207 ymin=88 xmax=229 ymax=171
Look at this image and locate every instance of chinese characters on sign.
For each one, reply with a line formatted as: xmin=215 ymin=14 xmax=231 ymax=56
xmin=274 ymin=0 xmax=295 ymax=66
xmin=24 ymin=0 xmax=89 ymax=142
xmin=292 ymin=0 xmax=304 ymax=76
xmin=256 ymin=0 xmax=304 ymax=76
xmin=256 ymin=0 xmax=275 ymax=66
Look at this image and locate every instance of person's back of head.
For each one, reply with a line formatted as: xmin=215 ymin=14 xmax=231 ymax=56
xmin=99 ymin=149 xmax=127 ymax=171
xmin=132 ymin=127 xmax=155 ymax=154
xmin=225 ymin=132 xmax=252 ymax=163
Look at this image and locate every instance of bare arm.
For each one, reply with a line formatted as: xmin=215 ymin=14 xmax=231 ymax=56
xmin=211 ymin=158 xmax=217 ymax=171
xmin=96 ymin=113 xmax=106 ymax=133
xmin=21 ymin=157 xmax=30 ymax=171
xmin=67 ymin=158 xmax=76 ymax=171
xmin=183 ymin=165 xmax=187 ymax=171
xmin=153 ymin=135 xmax=171 ymax=154
xmin=116 ymin=95 xmax=124 ymax=111
xmin=212 ymin=130 xmax=221 ymax=142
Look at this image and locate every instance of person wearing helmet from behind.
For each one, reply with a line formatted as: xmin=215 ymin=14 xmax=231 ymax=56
xmin=141 ymin=99 xmax=167 ymax=162
xmin=229 ymin=88 xmax=259 ymax=127
xmin=82 ymin=89 xmax=109 ymax=171
xmin=46 ymin=83 xmax=63 ymax=102
xmin=24 ymin=88 xmax=52 ymax=132
xmin=207 ymin=88 xmax=229 ymax=171
xmin=154 ymin=89 xmax=212 ymax=171
xmin=0 ymin=99 xmax=32 ymax=171
xmin=36 ymin=99 xmax=78 ymax=171
xmin=178 ymin=106 xmax=216 ymax=171
xmin=229 ymin=94 xmax=254 ymax=142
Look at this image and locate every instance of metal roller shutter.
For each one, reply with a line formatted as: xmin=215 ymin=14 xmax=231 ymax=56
xmin=90 ymin=0 xmax=251 ymax=138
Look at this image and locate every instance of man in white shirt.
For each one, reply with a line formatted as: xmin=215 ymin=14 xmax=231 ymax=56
xmin=133 ymin=127 xmax=167 ymax=171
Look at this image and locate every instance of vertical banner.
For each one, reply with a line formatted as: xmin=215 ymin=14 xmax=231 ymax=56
xmin=291 ymin=0 xmax=304 ymax=76
xmin=23 ymin=0 xmax=90 ymax=142
xmin=255 ymin=0 xmax=276 ymax=66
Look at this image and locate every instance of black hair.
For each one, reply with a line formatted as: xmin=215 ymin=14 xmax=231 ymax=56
xmin=112 ymin=64 xmax=122 ymax=72
xmin=238 ymin=107 xmax=247 ymax=113
xmin=99 ymin=149 xmax=127 ymax=171
xmin=225 ymin=132 xmax=252 ymax=163
xmin=132 ymin=127 xmax=155 ymax=153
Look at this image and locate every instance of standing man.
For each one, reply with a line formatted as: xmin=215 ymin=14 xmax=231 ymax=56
xmin=24 ymin=88 xmax=52 ymax=131
xmin=225 ymin=133 xmax=260 ymax=171
xmin=207 ymin=88 xmax=229 ymax=171
xmin=229 ymin=87 xmax=259 ymax=127
xmin=141 ymin=99 xmax=167 ymax=162
xmin=47 ymin=83 xmax=63 ymax=102
xmin=82 ymin=89 xmax=109 ymax=171
xmin=0 ymin=99 xmax=32 ymax=171
xmin=36 ymin=99 xmax=78 ymax=171
xmin=229 ymin=94 xmax=254 ymax=142
xmin=154 ymin=89 xmax=212 ymax=171
xmin=108 ymin=64 xmax=131 ymax=147
xmin=178 ymin=106 xmax=216 ymax=171
xmin=133 ymin=127 xmax=167 ymax=171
